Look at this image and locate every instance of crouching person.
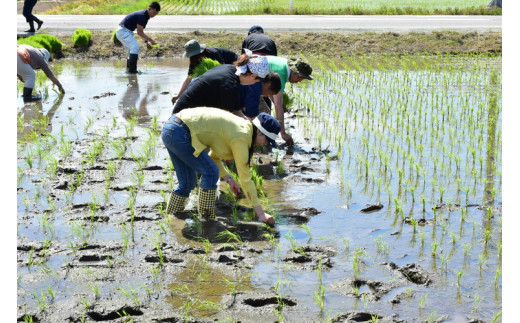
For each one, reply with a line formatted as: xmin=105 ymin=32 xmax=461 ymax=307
xmin=161 ymin=107 xmax=280 ymax=226
xmin=17 ymin=45 xmax=65 ymax=102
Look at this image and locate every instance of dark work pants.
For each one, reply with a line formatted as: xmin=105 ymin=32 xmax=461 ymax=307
xmin=23 ymin=0 xmax=38 ymax=23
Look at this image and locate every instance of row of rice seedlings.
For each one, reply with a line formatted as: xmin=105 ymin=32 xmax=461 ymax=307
xmin=294 ymin=54 xmax=501 ymax=209
xmin=159 ymin=0 xmax=492 ymax=14
xmin=289 ymin=54 xmax=502 ymax=312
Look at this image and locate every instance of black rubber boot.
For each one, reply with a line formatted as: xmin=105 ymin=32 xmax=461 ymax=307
xmin=36 ymin=19 xmax=44 ymax=31
xmin=22 ymin=87 xmax=41 ymax=102
xmin=126 ymin=54 xmax=139 ymax=74
xmin=25 ymin=21 xmax=35 ymax=33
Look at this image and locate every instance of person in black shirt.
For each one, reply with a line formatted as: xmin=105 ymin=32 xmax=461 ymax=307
xmin=172 ymin=52 xmax=280 ymax=118
xmin=115 ymin=1 xmax=160 ymax=73
xmin=171 ymin=39 xmax=239 ymax=103
xmin=241 ymin=25 xmax=278 ymax=56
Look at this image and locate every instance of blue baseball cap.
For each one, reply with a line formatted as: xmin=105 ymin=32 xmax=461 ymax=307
xmin=248 ymin=25 xmax=264 ymax=34
xmin=252 ymin=113 xmax=281 ymax=148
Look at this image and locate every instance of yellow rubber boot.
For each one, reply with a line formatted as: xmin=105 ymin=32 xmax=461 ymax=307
xmin=166 ymin=192 xmax=188 ymax=215
xmin=198 ymin=188 xmax=216 ymax=220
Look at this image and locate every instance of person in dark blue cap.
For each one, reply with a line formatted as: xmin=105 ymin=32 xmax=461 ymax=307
xmin=162 ymin=108 xmax=280 ymax=226
xmin=115 ymin=1 xmax=160 ymax=73
xmin=241 ymin=25 xmax=278 ymax=56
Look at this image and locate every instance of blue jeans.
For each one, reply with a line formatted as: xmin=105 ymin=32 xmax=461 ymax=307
xmin=161 ymin=115 xmax=219 ymax=197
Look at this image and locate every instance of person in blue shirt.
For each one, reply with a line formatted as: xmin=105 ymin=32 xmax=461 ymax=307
xmin=240 ymin=80 xmax=280 ymax=119
xmin=116 ymin=2 xmax=160 ymax=74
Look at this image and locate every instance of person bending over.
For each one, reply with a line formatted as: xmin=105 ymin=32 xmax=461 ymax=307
xmin=17 ymin=45 xmax=64 ymax=102
xmin=162 ymin=108 xmax=281 ymax=226
xmin=115 ymin=1 xmax=160 ymax=74
xmin=172 ymin=39 xmax=239 ymax=103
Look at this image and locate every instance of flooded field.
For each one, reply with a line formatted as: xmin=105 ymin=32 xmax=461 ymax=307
xmin=17 ymin=57 xmax=502 ymax=322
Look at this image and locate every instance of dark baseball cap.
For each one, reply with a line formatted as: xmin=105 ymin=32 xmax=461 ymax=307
xmin=252 ymin=113 xmax=281 ymax=148
xmin=248 ymin=25 xmax=264 ymax=34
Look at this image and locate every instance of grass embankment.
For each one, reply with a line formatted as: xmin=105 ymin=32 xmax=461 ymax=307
xmin=51 ymin=30 xmax=502 ymax=60
xmin=43 ymin=0 xmax=501 ymax=15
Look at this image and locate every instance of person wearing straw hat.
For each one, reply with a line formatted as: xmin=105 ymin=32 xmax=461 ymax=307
xmin=115 ymin=1 xmax=160 ymax=74
xmin=265 ymin=56 xmax=314 ymax=146
xmin=172 ymin=39 xmax=240 ymax=103
xmin=17 ymin=44 xmax=65 ymax=102
xmin=241 ymin=25 xmax=278 ymax=56
xmin=162 ymin=107 xmax=280 ymax=226
xmin=172 ymin=50 xmax=280 ymax=117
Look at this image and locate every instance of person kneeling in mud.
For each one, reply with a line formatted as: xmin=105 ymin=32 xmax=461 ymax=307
xmin=161 ymin=108 xmax=280 ymax=226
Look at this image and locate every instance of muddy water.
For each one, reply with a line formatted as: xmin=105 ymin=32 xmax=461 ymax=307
xmin=17 ymin=59 xmax=501 ymax=322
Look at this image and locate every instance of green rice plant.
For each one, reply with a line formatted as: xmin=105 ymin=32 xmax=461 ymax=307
xmin=216 ymin=230 xmax=242 ymax=244
xmin=419 ymin=292 xmax=428 ymax=309
xmin=149 ymin=232 xmax=164 ymax=266
xmin=88 ymin=283 xmax=100 ymax=300
xmin=352 ymin=247 xmax=367 ymax=276
xmin=72 ymin=28 xmax=92 ymax=47
xmin=249 ymin=165 xmax=265 ymax=198
xmin=472 ymin=293 xmax=482 ymax=312
xmin=33 ymin=290 xmax=49 ymax=310
xmin=299 ymin=224 xmax=312 ymax=239
xmin=457 ymin=269 xmax=464 ymax=286
xmin=118 ymin=286 xmax=140 ymax=307
xmin=374 ymin=236 xmax=389 ymax=255
xmin=192 ymin=58 xmax=221 ymax=78
xmin=112 ymin=27 xmax=121 ymax=45
xmin=119 ymin=223 xmax=131 ymax=256
xmin=495 ymin=268 xmax=501 ymax=287
xmin=273 ymin=280 xmax=286 ymax=322
xmin=276 ymin=160 xmax=285 ymax=175
xmin=492 ymin=311 xmax=502 ymax=323
xmin=431 ymin=242 xmax=439 ymax=256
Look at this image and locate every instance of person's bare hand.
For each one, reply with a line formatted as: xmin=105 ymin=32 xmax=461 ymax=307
xmin=281 ymin=132 xmax=294 ymax=146
xmin=228 ymin=178 xmax=242 ymax=195
xmin=171 ymin=95 xmax=179 ymax=104
xmin=258 ymin=212 xmax=275 ymax=226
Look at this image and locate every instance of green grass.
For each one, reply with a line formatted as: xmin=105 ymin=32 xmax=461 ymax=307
xmin=43 ymin=0 xmax=500 ymax=15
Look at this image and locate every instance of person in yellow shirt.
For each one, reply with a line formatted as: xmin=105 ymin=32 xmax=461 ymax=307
xmin=161 ymin=108 xmax=280 ymax=226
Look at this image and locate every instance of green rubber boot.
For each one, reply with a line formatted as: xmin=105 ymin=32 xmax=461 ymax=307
xmin=198 ymin=188 xmax=216 ymax=220
xmin=166 ymin=192 xmax=188 ymax=215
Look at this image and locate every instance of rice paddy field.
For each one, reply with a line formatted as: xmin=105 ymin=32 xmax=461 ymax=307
xmin=16 ymin=53 xmax=502 ymax=322
xmin=41 ymin=0 xmax=500 ymax=15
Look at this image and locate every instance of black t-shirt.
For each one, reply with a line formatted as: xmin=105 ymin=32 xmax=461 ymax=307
xmin=173 ymin=64 xmax=241 ymax=114
xmin=241 ymin=33 xmax=278 ymax=56
xmin=188 ymin=47 xmax=239 ymax=75
xmin=119 ymin=10 xmax=149 ymax=31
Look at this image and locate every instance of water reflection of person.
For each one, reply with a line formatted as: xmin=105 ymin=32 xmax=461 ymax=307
xmin=18 ymin=93 xmax=64 ymax=135
xmin=118 ymin=74 xmax=155 ymax=122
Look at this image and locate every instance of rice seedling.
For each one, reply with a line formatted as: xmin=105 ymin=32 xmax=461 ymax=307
xmin=419 ymin=292 xmax=428 ymax=309
xmin=216 ymin=230 xmax=242 ymax=244
xmin=457 ymin=269 xmax=464 ymax=286
xmin=88 ymin=283 xmax=100 ymax=300
xmin=374 ymin=236 xmax=389 ymax=256
xmin=118 ymin=286 xmax=140 ymax=307
xmin=472 ymin=293 xmax=482 ymax=312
